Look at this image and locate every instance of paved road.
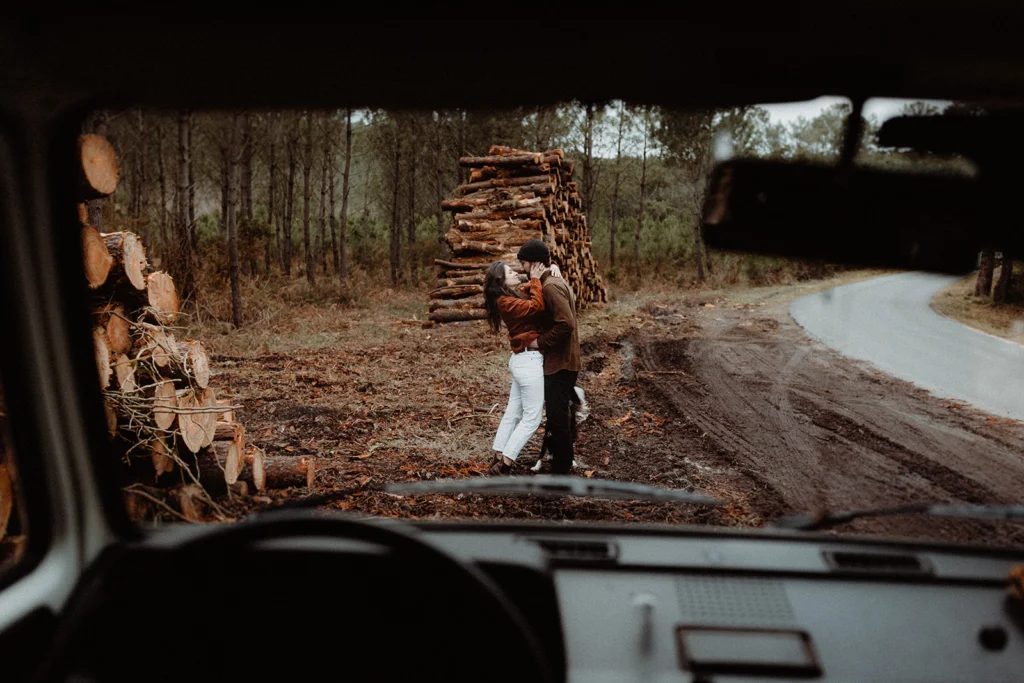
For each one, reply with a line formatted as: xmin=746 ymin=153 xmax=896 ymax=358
xmin=790 ymin=272 xmax=1024 ymax=421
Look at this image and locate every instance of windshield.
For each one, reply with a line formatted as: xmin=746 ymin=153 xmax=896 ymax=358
xmin=81 ymin=100 xmax=1024 ymax=547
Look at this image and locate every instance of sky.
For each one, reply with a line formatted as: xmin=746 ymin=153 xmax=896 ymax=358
xmin=761 ymin=96 xmax=951 ymax=124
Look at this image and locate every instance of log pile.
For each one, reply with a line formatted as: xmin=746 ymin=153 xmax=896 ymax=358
xmin=431 ymin=145 xmax=607 ymax=323
xmin=72 ymin=134 xmax=313 ymax=520
xmin=0 ymin=392 xmax=25 ymax=564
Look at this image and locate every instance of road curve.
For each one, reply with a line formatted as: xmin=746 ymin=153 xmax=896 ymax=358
xmin=790 ymin=272 xmax=1024 ymax=421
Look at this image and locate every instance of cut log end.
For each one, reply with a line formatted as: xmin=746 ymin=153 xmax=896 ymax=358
xmin=175 ymin=340 xmax=211 ymax=390
xmin=81 ymin=225 xmax=113 ymax=289
xmin=102 ymin=231 xmax=147 ymax=290
xmin=146 ymin=272 xmax=180 ymax=324
xmin=93 ymin=328 xmax=111 ymax=388
xmin=153 ymin=381 xmax=177 ymax=431
xmin=78 ymin=134 xmax=119 ymax=198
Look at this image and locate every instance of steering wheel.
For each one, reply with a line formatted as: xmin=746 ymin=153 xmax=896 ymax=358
xmin=39 ymin=510 xmax=554 ymax=683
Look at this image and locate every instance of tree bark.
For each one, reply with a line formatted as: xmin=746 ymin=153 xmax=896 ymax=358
xmin=284 ymin=129 xmax=297 ymax=276
xmin=302 ymin=112 xmax=315 ymax=286
xmin=390 ymin=130 xmax=402 ymax=286
xmin=138 ymin=111 xmax=149 ymax=233
xmin=176 ymin=112 xmax=195 ymax=301
xmin=434 ymin=113 xmax=449 ymax=259
xmin=268 ymin=118 xmax=277 ymax=274
xmin=220 ymin=143 xmax=228 ymax=235
xmin=227 ymin=115 xmax=243 ymax=327
xmin=429 ymin=308 xmax=488 ymax=323
xmin=457 ymin=109 xmax=466 ymax=184
xmin=994 ymin=254 xmax=1014 ymax=303
xmin=317 ymin=140 xmax=328 ymax=274
xmin=339 ymin=108 xmax=352 ymax=280
xmin=635 ymin=114 xmax=649 ymax=280
xmin=187 ymin=113 xmax=196 ymax=259
xmin=329 ymin=131 xmax=338 ymax=274
xmin=976 ymin=248 xmax=995 ymax=297
xmin=241 ymin=112 xmax=254 ymax=275
xmin=610 ymin=103 xmax=625 ymax=269
xmin=581 ymin=102 xmax=596 ymax=219
xmin=157 ymin=123 xmax=169 ymax=255
xmin=407 ymin=145 xmax=417 ymax=282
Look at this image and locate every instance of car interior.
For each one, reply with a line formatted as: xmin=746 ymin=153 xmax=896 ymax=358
xmin=4 ymin=6 xmax=1024 ymax=682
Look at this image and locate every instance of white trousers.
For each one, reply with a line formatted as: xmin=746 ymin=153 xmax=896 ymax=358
xmin=491 ymin=350 xmax=545 ymax=461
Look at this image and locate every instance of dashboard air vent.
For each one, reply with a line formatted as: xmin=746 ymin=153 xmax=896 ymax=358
xmin=533 ymin=538 xmax=618 ymax=564
xmin=823 ymin=551 xmax=932 ymax=576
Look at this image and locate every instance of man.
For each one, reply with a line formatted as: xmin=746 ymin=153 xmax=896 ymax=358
xmin=517 ymin=239 xmax=581 ymax=475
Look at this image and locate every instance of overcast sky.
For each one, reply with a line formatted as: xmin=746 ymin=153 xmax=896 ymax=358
xmin=761 ymin=96 xmax=951 ymax=124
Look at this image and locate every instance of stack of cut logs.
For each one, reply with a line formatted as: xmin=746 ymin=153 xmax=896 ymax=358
xmin=430 ymin=145 xmax=607 ymax=323
xmin=0 ymin=392 xmax=24 ymax=564
xmin=77 ymin=134 xmax=313 ymax=519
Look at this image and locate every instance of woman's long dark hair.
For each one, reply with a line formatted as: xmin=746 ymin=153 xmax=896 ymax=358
xmin=483 ymin=261 xmax=523 ymax=333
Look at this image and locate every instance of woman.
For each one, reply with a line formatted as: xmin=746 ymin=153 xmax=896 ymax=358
xmin=484 ymin=260 xmax=550 ymax=476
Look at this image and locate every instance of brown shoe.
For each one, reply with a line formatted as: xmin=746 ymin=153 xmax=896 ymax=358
xmin=488 ymin=461 xmax=512 ymax=476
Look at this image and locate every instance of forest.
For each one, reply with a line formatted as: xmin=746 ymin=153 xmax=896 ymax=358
xmin=87 ymin=100 xmax=956 ymax=328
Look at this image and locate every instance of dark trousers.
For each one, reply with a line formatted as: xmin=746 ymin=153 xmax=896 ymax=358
xmin=544 ymin=370 xmax=579 ymax=474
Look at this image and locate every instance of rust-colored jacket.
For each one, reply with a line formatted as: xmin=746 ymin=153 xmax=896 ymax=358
xmin=497 ymin=278 xmax=545 ymax=353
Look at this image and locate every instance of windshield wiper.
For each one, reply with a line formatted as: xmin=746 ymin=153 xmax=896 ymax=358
xmin=386 ymin=475 xmax=721 ymax=505
xmin=773 ymin=503 xmax=1024 ymax=532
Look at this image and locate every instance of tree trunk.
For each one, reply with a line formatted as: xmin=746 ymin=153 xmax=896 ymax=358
xmin=86 ymin=113 xmax=109 ymax=228
xmin=339 ymin=108 xmax=352 ymax=280
xmin=241 ymin=113 xmax=253 ymax=224
xmin=247 ymin=451 xmax=315 ymax=491
xmin=138 ymin=111 xmax=148 ymax=234
xmin=390 ymin=132 xmax=402 ymax=286
xmin=457 ymin=109 xmax=466 ymax=184
xmin=407 ymin=147 xmax=417 ymax=282
xmin=220 ymin=144 xmax=228 ymax=234
xmin=157 ymin=124 xmax=169 ymax=255
xmin=241 ymin=112 xmax=254 ymax=275
xmin=329 ymin=134 xmax=338 ymax=274
xmin=130 ymin=117 xmax=140 ymax=219
xmin=227 ymin=116 xmax=243 ymax=327
xmin=176 ymin=112 xmax=195 ymax=301
xmin=635 ymin=116 xmax=649 ymax=280
xmin=434 ymin=113 xmax=449 ymax=259
xmin=694 ymin=222 xmax=707 ymax=281
xmin=302 ymin=113 xmax=315 ymax=286
xmin=610 ymin=104 xmax=625 ymax=269
xmin=187 ymin=113 xmax=196 ymax=260
xmin=582 ymin=102 xmax=595 ymax=219
xmin=976 ymin=248 xmax=995 ymax=297
xmin=994 ymin=254 xmax=1014 ymax=303
xmin=268 ymin=122 xmax=277 ymax=274
xmin=316 ymin=141 xmax=328 ymax=274
xmin=284 ymin=131 xmax=297 ymax=276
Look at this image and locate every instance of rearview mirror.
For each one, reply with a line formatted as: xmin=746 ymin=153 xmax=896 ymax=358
xmin=702 ymin=159 xmax=988 ymax=274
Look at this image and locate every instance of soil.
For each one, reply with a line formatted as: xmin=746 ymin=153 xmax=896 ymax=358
xmin=200 ymin=280 xmax=1024 ymax=547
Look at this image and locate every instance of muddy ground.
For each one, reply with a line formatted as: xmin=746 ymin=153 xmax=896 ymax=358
xmin=198 ymin=278 xmax=1024 ymax=546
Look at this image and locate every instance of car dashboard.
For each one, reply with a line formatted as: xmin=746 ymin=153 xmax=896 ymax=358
xmin=129 ymin=519 xmax=1024 ymax=683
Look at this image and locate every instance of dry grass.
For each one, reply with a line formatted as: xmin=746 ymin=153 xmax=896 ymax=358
xmin=931 ymin=270 xmax=1024 ymax=345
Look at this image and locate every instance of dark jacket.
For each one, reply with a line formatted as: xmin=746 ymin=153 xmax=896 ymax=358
xmin=534 ymin=271 xmax=581 ymax=375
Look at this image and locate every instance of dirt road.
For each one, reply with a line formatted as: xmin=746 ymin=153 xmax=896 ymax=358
xmin=209 ymin=278 xmax=1024 ymax=546
xmin=619 ymin=286 xmax=1024 ymax=545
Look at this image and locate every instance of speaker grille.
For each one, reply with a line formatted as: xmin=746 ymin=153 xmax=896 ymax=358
xmin=676 ymin=575 xmax=796 ymax=627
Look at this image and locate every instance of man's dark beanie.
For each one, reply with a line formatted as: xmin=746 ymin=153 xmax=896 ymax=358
xmin=517 ymin=239 xmax=550 ymax=265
